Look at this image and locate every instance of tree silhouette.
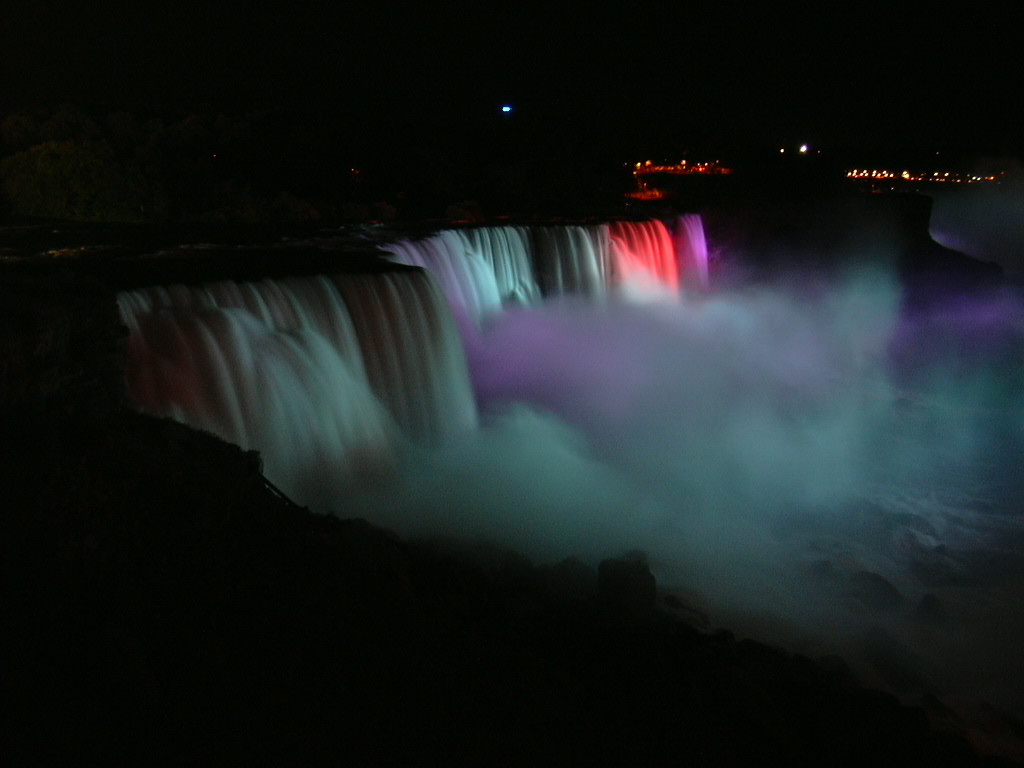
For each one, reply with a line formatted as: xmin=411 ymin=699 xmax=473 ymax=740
xmin=1 ymin=139 xmax=147 ymax=221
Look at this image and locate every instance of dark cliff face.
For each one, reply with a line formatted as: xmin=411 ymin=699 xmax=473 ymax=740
xmin=0 ymin=273 xmax=127 ymax=421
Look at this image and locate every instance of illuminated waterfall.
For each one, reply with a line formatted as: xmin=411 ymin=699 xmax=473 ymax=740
xmin=382 ymin=218 xmax=708 ymax=318
xmin=331 ymin=270 xmax=478 ymax=440
xmin=378 ymin=230 xmax=504 ymax=324
xmin=118 ymin=268 xmax=476 ymax=509
xmin=118 ymin=217 xmax=708 ymax=506
xmin=609 ymin=219 xmax=679 ymax=297
xmin=461 ymin=225 xmax=540 ymax=306
xmin=674 ymin=214 xmax=710 ymax=291
xmin=532 ymin=224 xmax=613 ymax=299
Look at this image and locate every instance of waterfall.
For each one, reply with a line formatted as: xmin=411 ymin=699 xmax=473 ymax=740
xmin=461 ymin=225 xmax=539 ymax=307
xmin=532 ymin=224 xmax=612 ymax=299
xmin=608 ymin=219 xmax=679 ymax=298
xmin=118 ymin=268 xmax=476 ymax=509
xmin=331 ymin=270 xmax=477 ymax=441
xmin=674 ymin=214 xmax=710 ymax=291
xmin=378 ymin=230 xmax=504 ymax=325
xmin=383 ymin=218 xmax=708 ymax=319
xmin=118 ymin=217 xmax=708 ymax=506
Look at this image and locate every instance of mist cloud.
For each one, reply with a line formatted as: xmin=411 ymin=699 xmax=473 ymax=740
xmin=344 ymin=265 xmax=1024 ymax=712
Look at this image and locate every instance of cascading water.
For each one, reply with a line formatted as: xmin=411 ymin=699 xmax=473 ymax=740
xmin=378 ymin=230 xmax=505 ymax=326
xmin=462 ymin=225 xmax=539 ymax=306
xmin=608 ymin=219 xmax=680 ymax=296
xmin=673 ymin=213 xmax=710 ymax=291
xmin=118 ymin=216 xmax=708 ymax=504
xmin=380 ymin=218 xmax=709 ymax=321
xmin=118 ymin=267 xmax=476 ymax=509
xmin=532 ymin=224 xmax=613 ymax=300
xmin=120 ymin=216 xmax=705 ymax=459
xmin=331 ymin=270 xmax=477 ymax=441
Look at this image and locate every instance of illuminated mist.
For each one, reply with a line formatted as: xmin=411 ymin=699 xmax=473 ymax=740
xmin=351 ymin=237 xmax=1024 ymax=716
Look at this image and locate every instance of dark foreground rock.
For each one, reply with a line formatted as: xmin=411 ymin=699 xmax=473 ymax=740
xmin=3 ymin=413 xmax=1018 ymax=767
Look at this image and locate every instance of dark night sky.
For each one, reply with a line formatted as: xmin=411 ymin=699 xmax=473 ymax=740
xmin=2 ymin=1 xmax=1021 ymax=161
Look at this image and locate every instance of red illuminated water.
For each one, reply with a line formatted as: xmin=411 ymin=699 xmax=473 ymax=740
xmin=609 ymin=219 xmax=679 ymax=294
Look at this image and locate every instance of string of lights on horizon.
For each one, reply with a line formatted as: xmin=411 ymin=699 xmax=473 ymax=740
xmin=624 ymin=159 xmax=1008 ymax=200
xmin=846 ymin=169 xmax=1006 ymax=184
xmin=632 ymin=160 xmax=734 ymax=177
xmin=629 ymin=161 xmax=1005 ymax=184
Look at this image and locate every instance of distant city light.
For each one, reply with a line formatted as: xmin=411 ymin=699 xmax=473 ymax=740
xmin=625 ymin=158 xmax=734 ymax=200
xmin=799 ymin=144 xmax=809 ymax=154
xmin=846 ymin=168 xmax=1006 ymax=185
xmin=631 ymin=160 xmax=733 ymax=177
xmin=501 ymin=105 xmax=513 ymax=113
